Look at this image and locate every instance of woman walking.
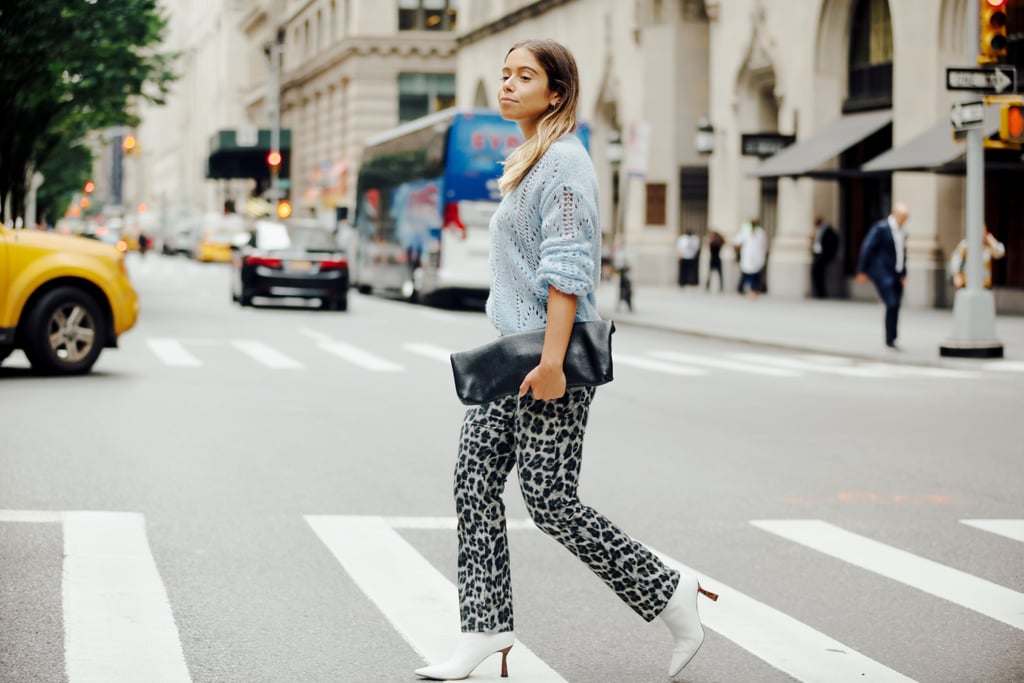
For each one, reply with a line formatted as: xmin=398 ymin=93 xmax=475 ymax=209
xmin=414 ymin=39 xmax=716 ymax=681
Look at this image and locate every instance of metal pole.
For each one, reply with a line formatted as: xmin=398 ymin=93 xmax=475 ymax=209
xmin=268 ymin=36 xmax=282 ymax=201
xmin=940 ymin=5 xmax=1003 ymax=358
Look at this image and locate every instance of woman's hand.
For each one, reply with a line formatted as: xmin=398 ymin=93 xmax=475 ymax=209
xmin=519 ymin=362 xmax=567 ymax=400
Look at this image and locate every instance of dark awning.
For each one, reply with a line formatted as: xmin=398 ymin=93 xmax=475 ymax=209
xmin=752 ymin=110 xmax=892 ymax=178
xmin=206 ymin=129 xmax=292 ymax=180
xmin=861 ymin=106 xmax=1000 ymax=174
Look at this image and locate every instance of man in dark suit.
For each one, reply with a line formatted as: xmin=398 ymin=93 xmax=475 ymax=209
xmin=810 ymin=216 xmax=838 ymax=298
xmin=856 ymin=202 xmax=910 ymax=349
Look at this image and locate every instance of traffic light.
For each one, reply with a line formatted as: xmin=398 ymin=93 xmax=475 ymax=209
xmin=980 ymin=0 xmax=1008 ymax=63
xmin=1000 ymin=103 xmax=1024 ymax=143
xmin=276 ymin=199 xmax=292 ymax=219
xmin=122 ymin=134 xmax=138 ymax=153
xmin=266 ymin=150 xmax=282 ymax=170
xmin=83 ymin=180 xmax=95 ymax=194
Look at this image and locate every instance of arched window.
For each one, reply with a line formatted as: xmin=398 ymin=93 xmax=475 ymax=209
xmin=845 ymin=0 xmax=892 ymax=111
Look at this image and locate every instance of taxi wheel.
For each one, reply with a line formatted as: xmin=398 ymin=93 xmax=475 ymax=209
xmin=23 ymin=287 xmax=107 ymax=375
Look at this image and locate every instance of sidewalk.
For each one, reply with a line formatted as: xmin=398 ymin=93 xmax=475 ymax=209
xmin=596 ymin=280 xmax=1024 ymax=367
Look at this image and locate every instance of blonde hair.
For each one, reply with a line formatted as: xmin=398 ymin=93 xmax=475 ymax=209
xmin=498 ymin=39 xmax=580 ymax=195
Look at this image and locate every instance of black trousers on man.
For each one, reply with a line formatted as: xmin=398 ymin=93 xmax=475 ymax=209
xmin=873 ymin=279 xmax=903 ymax=346
xmin=811 ymin=257 xmax=830 ymax=298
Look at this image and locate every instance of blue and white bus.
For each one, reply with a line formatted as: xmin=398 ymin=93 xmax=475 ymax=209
xmin=352 ymin=108 xmax=526 ymax=304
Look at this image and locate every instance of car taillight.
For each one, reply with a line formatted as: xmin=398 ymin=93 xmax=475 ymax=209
xmin=246 ymin=256 xmax=282 ymax=268
xmin=319 ymin=258 xmax=348 ymax=270
xmin=443 ymin=202 xmax=466 ymax=240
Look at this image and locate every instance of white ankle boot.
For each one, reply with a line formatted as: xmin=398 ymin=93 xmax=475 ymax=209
xmin=659 ymin=574 xmax=718 ymax=678
xmin=414 ymin=631 xmax=515 ymax=680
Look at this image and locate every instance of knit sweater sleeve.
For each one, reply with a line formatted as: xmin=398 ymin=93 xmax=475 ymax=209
xmin=534 ymin=180 xmax=597 ymax=298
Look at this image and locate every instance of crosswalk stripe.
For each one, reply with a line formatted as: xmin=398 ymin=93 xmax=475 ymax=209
xmin=615 ymin=353 xmax=709 ymax=376
xmin=305 ymin=515 xmax=567 ymax=681
xmin=961 ymin=519 xmax=1024 ymax=543
xmin=231 ymin=340 xmax=304 ymax=369
xmin=648 ymin=546 xmax=917 ymax=683
xmin=63 ymin=511 xmax=191 ymax=682
xmin=147 ymin=339 xmax=203 ymax=367
xmin=732 ymin=352 xmax=895 ymax=378
xmin=751 ymin=520 xmax=1024 ymax=631
xmin=403 ymin=342 xmax=453 ymax=363
xmin=0 ymin=509 xmax=63 ymax=522
xmin=318 ymin=341 xmax=404 ymax=371
xmin=650 ymin=350 xmax=800 ymax=377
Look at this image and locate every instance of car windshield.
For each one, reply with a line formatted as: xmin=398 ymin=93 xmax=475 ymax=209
xmin=254 ymin=222 xmax=336 ymax=251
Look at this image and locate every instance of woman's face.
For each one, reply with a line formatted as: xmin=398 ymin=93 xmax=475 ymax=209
xmin=499 ymin=48 xmax=557 ymax=133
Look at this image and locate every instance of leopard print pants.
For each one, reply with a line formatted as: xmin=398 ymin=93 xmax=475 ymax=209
xmin=454 ymin=386 xmax=680 ymax=632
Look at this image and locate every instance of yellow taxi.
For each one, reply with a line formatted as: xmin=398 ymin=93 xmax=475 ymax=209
xmin=0 ymin=225 xmax=139 ymax=374
xmin=195 ymin=229 xmax=239 ymax=263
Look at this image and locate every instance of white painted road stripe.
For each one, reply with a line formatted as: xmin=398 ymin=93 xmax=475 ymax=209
xmin=305 ymin=515 xmax=567 ymax=681
xmin=231 ymin=340 xmax=304 ymax=369
xmin=961 ymin=519 xmax=1024 ymax=543
xmin=651 ymin=350 xmax=800 ymax=377
xmin=731 ymin=352 xmax=895 ymax=378
xmin=298 ymin=327 xmax=334 ymax=344
xmin=752 ymin=520 xmax=1024 ymax=631
xmin=147 ymin=339 xmax=202 ymax=368
xmin=615 ymin=353 xmax=709 ymax=376
xmin=318 ymin=341 xmax=404 ymax=371
xmin=63 ymin=511 xmax=191 ymax=682
xmin=0 ymin=509 xmax=63 ymax=523
xmin=403 ymin=342 xmax=453 ymax=363
xmin=648 ymin=546 xmax=917 ymax=683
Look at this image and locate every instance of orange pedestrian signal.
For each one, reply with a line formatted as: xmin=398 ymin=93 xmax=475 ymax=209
xmin=980 ymin=0 xmax=1008 ymax=62
xmin=266 ymin=151 xmax=282 ymax=169
xmin=1000 ymin=104 xmax=1024 ymax=144
xmin=276 ymin=199 xmax=292 ymax=219
xmin=83 ymin=180 xmax=95 ymax=194
xmin=122 ymin=135 xmax=137 ymax=153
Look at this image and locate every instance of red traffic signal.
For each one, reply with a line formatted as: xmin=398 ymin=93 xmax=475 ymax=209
xmin=980 ymin=0 xmax=1008 ymax=62
xmin=83 ymin=180 xmax=95 ymax=194
xmin=266 ymin=150 xmax=282 ymax=169
xmin=1000 ymin=103 xmax=1024 ymax=144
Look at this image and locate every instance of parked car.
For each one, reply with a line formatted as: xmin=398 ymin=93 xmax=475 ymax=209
xmin=0 ymin=225 xmax=139 ymax=374
xmin=231 ymin=219 xmax=349 ymax=310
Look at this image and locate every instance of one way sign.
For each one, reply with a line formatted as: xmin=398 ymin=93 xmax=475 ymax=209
xmin=950 ymin=100 xmax=985 ymax=131
xmin=946 ymin=66 xmax=1016 ymax=94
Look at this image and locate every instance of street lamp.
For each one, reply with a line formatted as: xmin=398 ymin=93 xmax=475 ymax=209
xmin=695 ymin=117 xmax=715 ymax=155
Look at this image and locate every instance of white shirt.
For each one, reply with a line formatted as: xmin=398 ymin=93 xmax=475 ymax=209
xmin=888 ymin=215 xmax=907 ymax=273
xmin=733 ymin=226 xmax=768 ymax=274
xmin=676 ymin=234 xmax=700 ymax=259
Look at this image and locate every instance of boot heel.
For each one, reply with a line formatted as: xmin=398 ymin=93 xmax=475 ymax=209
xmin=697 ymin=583 xmax=719 ymax=602
xmin=499 ymin=646 xmax=512 ymax=677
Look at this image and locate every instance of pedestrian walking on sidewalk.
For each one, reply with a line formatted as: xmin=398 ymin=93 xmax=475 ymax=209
xmin=949 ymin=226 xmax=1005 ymax=290
xmin=414 ymin=38 xmax=717 ymax=683
xmin=705 ymin=229 xmax=725 ymax=292
xmin=856 ymin=202 xmax=909 ymax=349
xmin=810 ymin=216 xmax=838 ymax=298
xmin=613 ymin=240 xmax=634 ymax=311
xmin=732 ymin=219 xmax=768 ymax=299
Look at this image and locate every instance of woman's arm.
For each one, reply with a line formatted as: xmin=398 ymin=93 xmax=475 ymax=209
xmin=518 ymin=285 xmax=577 ymax=400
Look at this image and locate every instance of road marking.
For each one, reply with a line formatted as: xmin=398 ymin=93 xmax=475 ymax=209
xmin=615 ymin=353 xmax=709 ymax=376
xmin=147 ymin=338 xmax=202 ymax=368
xmin=650 ymin=350 xmax=800 ymax=377
xmin=305 ymin=515 xmax=567 ymax=681
xmin=0 ymin=509 xmax=63 ymax=523
xmin=298 ymin=327 xmax=334 ymax=344
xmin=961 ymin=519 xmax=1024 ymax=543
xmin=979 ymin=360 xmax=1024 ymax=372
xmin=751 ymin=519 xmax=1024 ymax=631
xmin=732 ymin=352 xmax=895 ymax=378
xmin=231 ymin=340 xmax=304 ymax=369
xmin=63 ymin=511 xmax=191 ymax=682
xmin=318 ymin=341 xmax=404 ymax=371
xmin=403 ymin=343 xmax=453 ymax=363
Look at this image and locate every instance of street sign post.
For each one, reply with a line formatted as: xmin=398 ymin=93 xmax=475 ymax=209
xmin=946 ymin=65 xmax=1016 ymax=94
xmin=741 ymin=133 xmax=795 ymax=157
xmin=950 ymin=100 xmax=986 ymax=131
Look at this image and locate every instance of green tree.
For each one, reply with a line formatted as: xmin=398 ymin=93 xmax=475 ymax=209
xmin=35 ymin=143 xmax=94 ymax=225
xmin=0 ymin=0 xmax=176 ymax=223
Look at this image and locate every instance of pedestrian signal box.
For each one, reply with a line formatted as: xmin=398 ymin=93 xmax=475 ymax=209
xmin=1000 ymin=103 xmax=1024 ymax=144
xmin=980 ymin=0 xmax=1008 ymax=63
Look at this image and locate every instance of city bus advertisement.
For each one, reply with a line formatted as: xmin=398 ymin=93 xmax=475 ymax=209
xmin=447 ymin=117 xmax=523 ymax=201
xmin=391 ymin=178 xmax=443 ymax=260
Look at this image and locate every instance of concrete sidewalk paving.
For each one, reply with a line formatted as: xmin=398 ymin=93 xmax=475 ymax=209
xmin=595 ymin=280 xmax=1024 ymax=367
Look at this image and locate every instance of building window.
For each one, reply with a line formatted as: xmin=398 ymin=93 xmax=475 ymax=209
xmin=399 ymin=0 xmax=458 ymax=31
xmin=398 ymin=73 xmax=456 ymax=123
xmin=845 ymin=0 xmax=892 ymax=112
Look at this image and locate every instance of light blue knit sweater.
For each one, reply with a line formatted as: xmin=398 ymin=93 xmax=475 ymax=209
xmin=486 ymin=133 xmax=602 ymax=335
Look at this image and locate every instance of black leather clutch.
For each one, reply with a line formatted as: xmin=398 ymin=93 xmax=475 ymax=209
xmin=450 ymin=320 xmax=615 ymax=405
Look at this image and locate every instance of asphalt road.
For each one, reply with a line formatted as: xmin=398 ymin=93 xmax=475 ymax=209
xmin=1 ymin=253 xmax=1022 ymax=683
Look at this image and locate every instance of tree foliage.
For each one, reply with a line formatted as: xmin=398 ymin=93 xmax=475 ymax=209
xmin=0 ymin=0 xmax=176 ymax=223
